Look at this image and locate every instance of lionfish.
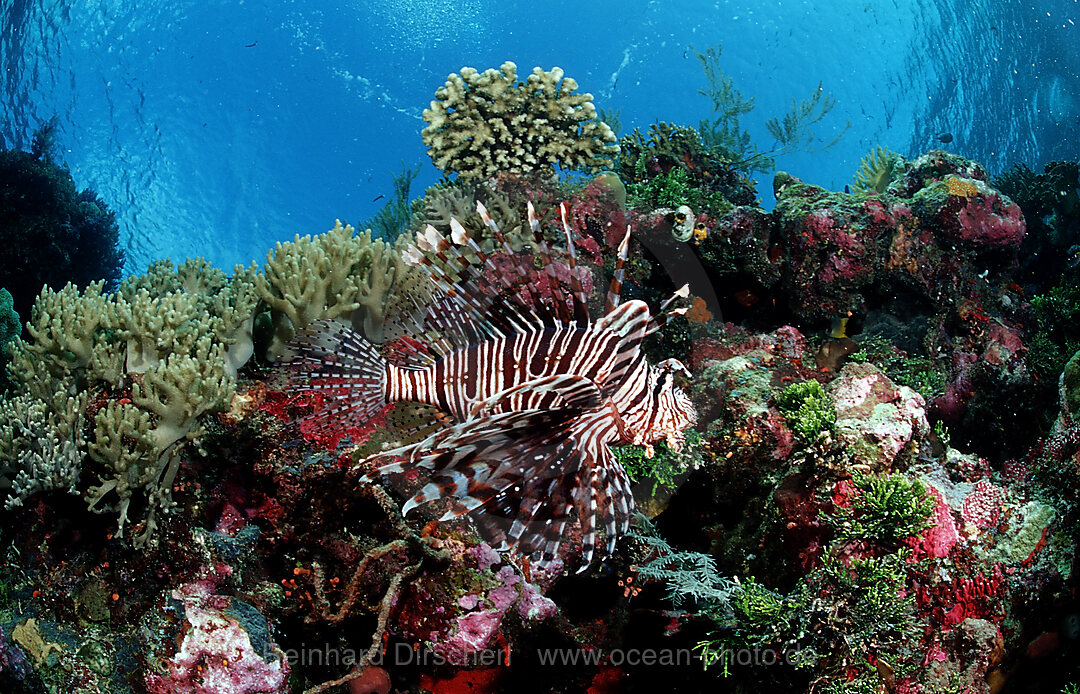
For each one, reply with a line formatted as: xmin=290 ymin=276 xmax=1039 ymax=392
xmin=281 ymin=201 xmax=697 ymax=571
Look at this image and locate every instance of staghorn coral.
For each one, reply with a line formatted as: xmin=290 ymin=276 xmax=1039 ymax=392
xmin=421 ymin=61 xmax=618 ymax=180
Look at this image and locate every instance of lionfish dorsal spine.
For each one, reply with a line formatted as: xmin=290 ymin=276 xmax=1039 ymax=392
xmin=525 ymin=200 xmax=573 ymax=325
xmin=559 ymin=202 xmax=591 ymax=328
xmin=604 ymin=225 xmax=632 ymax=314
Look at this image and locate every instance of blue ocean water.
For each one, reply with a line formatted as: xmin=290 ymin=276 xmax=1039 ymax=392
xmin=1 ymin=0 xmax=1077 ymax=276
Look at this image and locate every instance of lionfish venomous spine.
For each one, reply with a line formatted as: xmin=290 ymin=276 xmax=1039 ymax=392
xmin=281 ymin=201 xmax=697 ymax=571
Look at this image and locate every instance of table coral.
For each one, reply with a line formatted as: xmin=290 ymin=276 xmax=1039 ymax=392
xmin=421 ymin=62 xmax=617 ymax=180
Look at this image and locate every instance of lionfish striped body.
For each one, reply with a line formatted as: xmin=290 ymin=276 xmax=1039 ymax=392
xmin=282 ymin=201 xmax=696 ymax=571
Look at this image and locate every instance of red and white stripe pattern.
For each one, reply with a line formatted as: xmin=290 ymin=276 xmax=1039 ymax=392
xmin=281 ymin=200 xmax=696 ymax=572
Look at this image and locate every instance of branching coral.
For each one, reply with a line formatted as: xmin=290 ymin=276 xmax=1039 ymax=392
xmin=118 ymin=258 xmax=259 ymax=378
xmin=421 ymin=61 xmax=618 ymax=180
xmin=0 ymin=391 xmax=87 ymax=506
xmin=410 ymin=181 xmax=539 ymax=253
xmin=86 ymin=336 xmax=235 ymax=543
xmin=19 ymin=281 xmax=110 ymax=382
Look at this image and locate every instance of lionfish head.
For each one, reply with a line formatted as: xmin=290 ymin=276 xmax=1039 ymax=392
xmin=648 ymin=358 xmax=697 ymax=452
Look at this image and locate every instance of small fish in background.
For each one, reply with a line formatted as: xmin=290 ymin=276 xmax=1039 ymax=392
xmin=828 ymin=315 xmax=850 ymax=339
xmin=936 ymin=132 xmax=954 ymax=144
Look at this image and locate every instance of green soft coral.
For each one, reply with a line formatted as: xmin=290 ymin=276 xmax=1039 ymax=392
xmin=852 ymin=146 xmax=899 ymax=194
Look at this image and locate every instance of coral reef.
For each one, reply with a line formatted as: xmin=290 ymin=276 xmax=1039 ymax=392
xmin=680 ymin=326 xmax=1074 ymax=692
xmin=256 ymin=222 xmax=427 ymax=355
xmin=1 ymin=76 xmax=1079 ymax=694
xmin=852 ymin=145 xmax=900 ymax=193
xmin=0 ymin=123 xmax=124 ymax=325
xmin=1 ymin=258 xmax=259 ymax=544
xmin=421 ymin=62 xmax=617 ymax=180
xmin=0 ymin=287 xmax=18 ymax=389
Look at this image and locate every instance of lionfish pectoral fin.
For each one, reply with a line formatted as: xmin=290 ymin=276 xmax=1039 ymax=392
xmin=359 ymin=408 xmax=585 ymax=570
xmin=573 ymin=442 xmax=634 ymax=571
xmin=467 ymin=373 xmax=603 ymax=419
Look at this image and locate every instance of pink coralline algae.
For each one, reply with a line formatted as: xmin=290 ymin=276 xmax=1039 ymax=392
xmin=432 ymin=610 xmax=505 ymax=664
xmin=980 ymin=323 xmax=1025 ymax=366
xmin=961 ymin=479 xmax=1008 ymax=529
xmin=145 ymin=584 xmax=289 ymax=694
xmin=905 ymin=486 xmax=959 ymax=560
xmin=956 ymin=193 xmax=1026 ymax=246
xmin=428 ymin=563 xmax=556 ymax=664
xmin=396 ymin=542 xmax=556 ymax=666
xmin=829 ymin=363 xmax=929 ymax=470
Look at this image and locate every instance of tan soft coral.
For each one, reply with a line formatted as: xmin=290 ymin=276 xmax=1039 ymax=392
xmin=1 ymin=259 xmax=259 ymax=544
xmin=86 ymin=336 xmax=235 ymax=543
xmin=257 ymin=221 xmax=426 ymax=353
xmin=422 ymin=61 xmax=618 ymax=180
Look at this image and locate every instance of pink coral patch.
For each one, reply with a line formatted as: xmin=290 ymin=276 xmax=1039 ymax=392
xmin=906 ymin=486 xmax=959 ymax=560
xmin=961 ymin=479 xmax=1007 ymax=529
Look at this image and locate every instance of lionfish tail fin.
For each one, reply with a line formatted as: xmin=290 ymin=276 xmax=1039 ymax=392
xmin=279 ymin=319 xmax=388 ymax=432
